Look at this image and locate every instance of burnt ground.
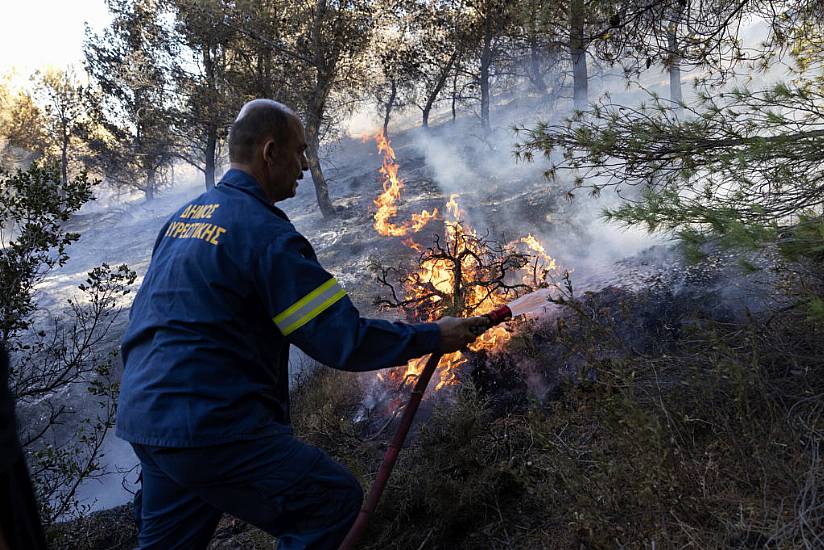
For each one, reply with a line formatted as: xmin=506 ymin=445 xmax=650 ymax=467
xmin=469 ymin=243 xmax=783 ymax=418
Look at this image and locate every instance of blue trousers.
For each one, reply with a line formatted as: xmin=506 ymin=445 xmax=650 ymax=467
xmin=131 ymin=434 xmax=363 ymax=550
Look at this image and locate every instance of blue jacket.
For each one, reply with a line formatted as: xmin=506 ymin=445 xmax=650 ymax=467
xmin=116 ymin=169 xmax=439 ymax=447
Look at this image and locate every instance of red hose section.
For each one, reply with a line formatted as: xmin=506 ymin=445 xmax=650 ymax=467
xmin=485 ymin=305 xmax=512 ymax=325
xmin=338 ymin=306 xmax=512 ymax=548
xmin=338 ymin=352 xmax=443 ymax=550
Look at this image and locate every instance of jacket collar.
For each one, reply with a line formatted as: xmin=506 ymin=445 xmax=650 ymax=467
xmin=218 ymin=168 xmax=290 ymax=221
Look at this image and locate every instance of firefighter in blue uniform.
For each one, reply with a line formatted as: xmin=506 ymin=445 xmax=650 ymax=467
xmin=116 ymin=99 xmax=488 ymax=549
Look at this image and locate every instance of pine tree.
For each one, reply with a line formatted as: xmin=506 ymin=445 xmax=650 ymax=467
xmin=517 ymin=4 xmax=824 ymax=312
xmin=85 ymin=0 xmax=177 ymax=201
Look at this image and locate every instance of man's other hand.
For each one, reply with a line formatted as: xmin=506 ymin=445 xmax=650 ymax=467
xmin=435 ymin=316 xmax=490 ymax=354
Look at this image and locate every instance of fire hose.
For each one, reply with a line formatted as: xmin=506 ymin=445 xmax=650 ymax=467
xmin=338 ymin=305 xmax=512 ymax=550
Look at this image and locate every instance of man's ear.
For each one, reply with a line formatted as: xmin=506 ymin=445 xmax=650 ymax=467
xmin=262 ymin=140 xmax=277 ymax=164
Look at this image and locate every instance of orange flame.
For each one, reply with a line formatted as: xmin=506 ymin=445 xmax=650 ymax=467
xmin=445 ymin=193 xmax=461 ymax=220
xmin=520 ymin=234 xmax=557 ymax=270
xmin=411 ymin=209 xmax=439 ymax=232
xmin=370 ymin=134 xmax=557 ymax=393
xmin=402 ymin=237 xmax=424 ymax=254
xmin=373 ymin=131 xmax=439 ymax=237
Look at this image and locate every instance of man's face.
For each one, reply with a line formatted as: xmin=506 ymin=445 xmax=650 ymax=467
xmin=264 ymin=116 xmax=309 ymax=203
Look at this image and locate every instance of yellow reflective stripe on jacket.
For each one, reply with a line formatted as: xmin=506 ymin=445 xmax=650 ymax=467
xmin=273 ymin=278 xmax=347 ymax=336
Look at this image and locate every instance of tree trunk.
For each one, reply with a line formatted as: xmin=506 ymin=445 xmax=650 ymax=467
xmin=204 ymin=45 xmax=218 ymax=190
xmin=382 ymin=80 xmax=397 ymax=137
xmin=305 ymin=123 xmax=334 ymax=218
xmin=305 ymin=84 xmax=336 ymax=219
xmin=529 ymin=41 xmax=547 ymax=94
xmin=145 ymin=167 xmax=156 ymax=202
xmin=451 ymin=69 xmax=459 ymax=123
xmin=256 ymin=48 xmax=273 ymax=97
xmin=668 ymin=37 xmax=682 ymax=105
xmin=422 ymin=100 xmax=433 ymax=129
xmin=60 ymin=133 xmax=69 ymax=187
xmin=667 ymin=7 xmax=684 ymax=108
xmin=452 ymin=260 xmax=463 ymax=315
xmin=58 ymin=129 xmax=69 ymax=199
xmin=304 ymin=0 xmax=335 ymax=218
xmin=205 ymin=125 xmax=217 ymax=190
xmin=422 ymin=52 xmax=457 ymax=129
xmin=570 ymin=0 xmax=588 ymax=111
xmin=479 ymin=20 xmax=493 ymax=133
xmin=527 ymin=0 xmax=547 ymax=95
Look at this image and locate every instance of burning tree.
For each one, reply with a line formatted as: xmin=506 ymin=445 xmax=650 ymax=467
xmin=371 ymin=196 xmax=555 ymax=390
xmin=367 ymin=130 xmax=556 ymax=390
xmin=374 ymin=201 xmax=551 ymax=322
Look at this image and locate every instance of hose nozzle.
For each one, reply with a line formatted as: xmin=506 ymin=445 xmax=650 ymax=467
xmin=484 ymin=305 xmax=512 ymax=326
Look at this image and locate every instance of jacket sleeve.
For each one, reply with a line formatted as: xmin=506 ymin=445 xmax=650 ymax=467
xmin=255 ymin=231 xmax=440 ymax=372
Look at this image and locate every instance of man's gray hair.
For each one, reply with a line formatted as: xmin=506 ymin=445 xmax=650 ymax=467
xmin=228 ymin=100 xmax=297 ymax=163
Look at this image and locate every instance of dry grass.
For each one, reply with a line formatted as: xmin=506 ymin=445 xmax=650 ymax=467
xmin=289 ymin=294 xmax=824 ymax=549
